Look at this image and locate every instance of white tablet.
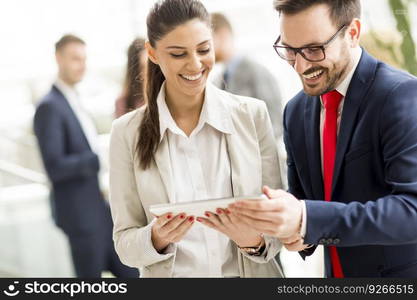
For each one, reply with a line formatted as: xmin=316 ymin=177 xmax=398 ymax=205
xmin=149 ymin=195 xmax=267 ymax=217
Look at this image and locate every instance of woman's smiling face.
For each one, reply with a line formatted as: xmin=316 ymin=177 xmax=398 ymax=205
xmin=147 ymin=18 xmax=215 ymax=100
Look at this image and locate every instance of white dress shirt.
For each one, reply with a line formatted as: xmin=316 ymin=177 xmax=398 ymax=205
xmin=55 ymin=79 xmax=99 ymax=154
xmin=300 ymin=47 xmax=363 ymax=237
xmin=155 ymin=83 xmax=240 ymax=277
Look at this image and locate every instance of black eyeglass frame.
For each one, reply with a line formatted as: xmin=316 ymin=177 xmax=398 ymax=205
xmin=273 ymin=25 xmax=347 ymax=62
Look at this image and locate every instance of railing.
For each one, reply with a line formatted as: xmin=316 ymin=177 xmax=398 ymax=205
xmin=0 ymin=159 xmax=47 ymax=185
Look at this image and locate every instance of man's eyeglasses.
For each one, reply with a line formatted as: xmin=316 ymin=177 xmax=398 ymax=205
xmin=273 ymin=25 xmax=347 ymax=63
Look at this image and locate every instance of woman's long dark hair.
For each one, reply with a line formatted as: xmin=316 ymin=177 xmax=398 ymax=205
xmin=123 ymin=38 xmax=145 ymax=113
xmin=138 ymin=0 xmax=210 ymax=169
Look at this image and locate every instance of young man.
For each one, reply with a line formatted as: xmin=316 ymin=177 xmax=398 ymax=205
xmin=229 ymin=0 xmax=417 ymax=277
xmin=33 ymin=34 xmax=138 ymax=278
xmin=211 ymin=12 xmax=284 ymax=140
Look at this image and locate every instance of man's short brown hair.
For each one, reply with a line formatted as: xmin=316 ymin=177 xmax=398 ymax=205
xmin=210 ymin=12 xmax=233 ymax=33
xmin=55 ymin=34 xmax=85 ymax=53
xmin=273 ymin=0 xmax=361 ymax=28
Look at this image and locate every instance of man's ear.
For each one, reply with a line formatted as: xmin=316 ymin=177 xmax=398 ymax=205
xmin=145 ymin=41 xmax=158 ymax=64
xmin=348 ymin=18 xmax=361 ymax=48
xmin=55 ymin=51 xmax=62 ymax=64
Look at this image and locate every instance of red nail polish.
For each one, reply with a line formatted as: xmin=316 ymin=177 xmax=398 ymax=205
xmin=216 ymin=208 xmax=222 ymax=214
xmin=205 ymin=212 xmax=210 ymax=217
xmin=188 ymin=216 xmax=194 ymax=222
xmin=225 ymin=208 xmax=231 ymax=214
xmin=167 ymin=214 xmax=172 ymax=219
xmin=180 ymin=214 xmax=186 ymax=219
xmin=196 ymin=217 xmax=203 ymax=222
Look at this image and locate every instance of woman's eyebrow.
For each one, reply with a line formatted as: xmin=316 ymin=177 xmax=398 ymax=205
xmin=165 ymin=39 xmax=210 ymax=50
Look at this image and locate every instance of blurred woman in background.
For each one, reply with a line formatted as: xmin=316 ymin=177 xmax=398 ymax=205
xmin=114 ymin=37 xmax=146 ymax=118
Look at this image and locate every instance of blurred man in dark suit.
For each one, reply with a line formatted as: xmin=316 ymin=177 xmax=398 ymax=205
xmin=211 ymin=12 xmax=284 ymax=140
xmin=33 ymin=34 xmax=138 ymax=278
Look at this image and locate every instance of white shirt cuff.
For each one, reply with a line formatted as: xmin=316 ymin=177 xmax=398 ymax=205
xmin=300 ymin=200 xmax=307 ymax=238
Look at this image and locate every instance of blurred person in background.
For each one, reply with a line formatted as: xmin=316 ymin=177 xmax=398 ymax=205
xmin=108 ymin=0 xmax=283 ymax=277
xmin=211 ymin=12 xmax=284 ymax=140
xmin=33 ymin=34 xmax=139 ymax=278
xmin=114 ymin=37 xmax=147 ymax=118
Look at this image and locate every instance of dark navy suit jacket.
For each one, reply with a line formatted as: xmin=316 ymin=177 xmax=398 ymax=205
xmin=283 ymin=50 xmax=417 ymax=277
xmin=34 ymin=85 xmax=110 ymax=236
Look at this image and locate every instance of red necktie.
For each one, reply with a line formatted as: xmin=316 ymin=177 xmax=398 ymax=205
xmin=322 ymin=90 xmax=344 ymax=278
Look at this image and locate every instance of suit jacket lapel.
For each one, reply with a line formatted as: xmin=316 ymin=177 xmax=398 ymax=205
xmin=331 ymin=51 xmax=378 ymax=196
xmin=224 ymin=100 xmax=263 ymax=197
xmin=304 ymin=94 xmax=325 ymax=200
xmin=154 ymin=136 xmax=175 ymax=203
xmin=225 ymin=132 xmax=262 ymax=197
xmin=52 ymin=85 xmax=92 ymax=150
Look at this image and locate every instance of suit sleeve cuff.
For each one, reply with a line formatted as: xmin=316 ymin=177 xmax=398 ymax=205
xmin=137 ymin=219 xmax=176 ymax=266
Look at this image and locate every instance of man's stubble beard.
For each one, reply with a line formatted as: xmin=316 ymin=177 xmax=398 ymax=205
xmin=302 ymin=44 xmax=352 ymax=96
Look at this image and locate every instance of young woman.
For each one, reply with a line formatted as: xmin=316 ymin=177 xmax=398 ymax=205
xmin=109 ymin=0 xmax=284 ymax=277
xmin=114 ymin=37 xmax=146 ymax=118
